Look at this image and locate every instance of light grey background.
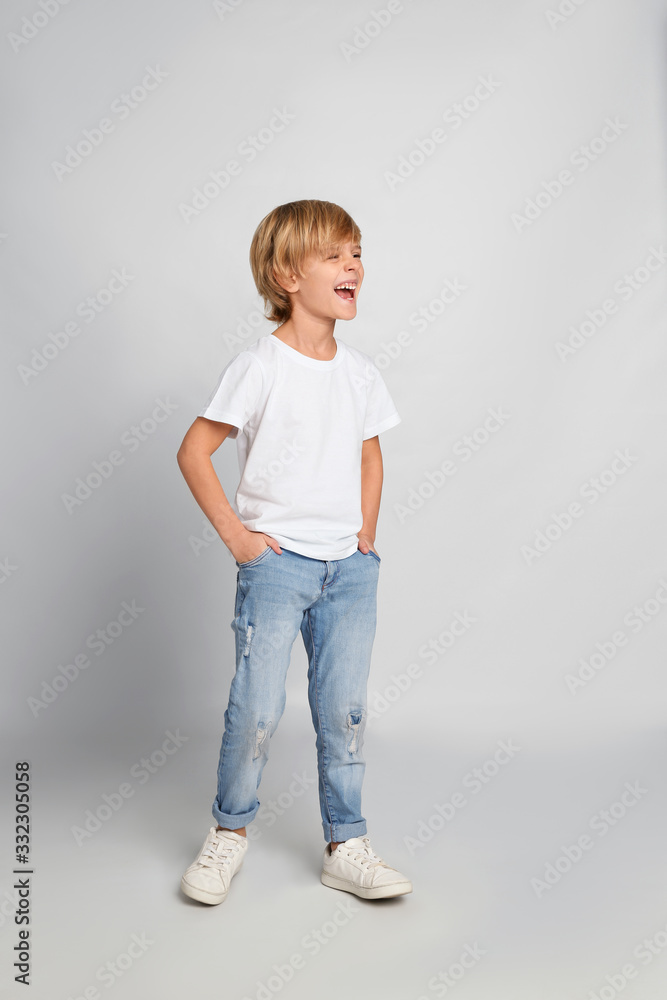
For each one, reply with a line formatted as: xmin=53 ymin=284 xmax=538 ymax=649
xmin=2 ymin=0 xmax=667 ymax=997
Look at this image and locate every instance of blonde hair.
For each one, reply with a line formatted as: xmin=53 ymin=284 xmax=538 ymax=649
xmin=249 ymin=199 xmax=362 ymax=324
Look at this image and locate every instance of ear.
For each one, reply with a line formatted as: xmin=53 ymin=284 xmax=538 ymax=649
xmin=274 ymin=268 xmax=299 ymax=294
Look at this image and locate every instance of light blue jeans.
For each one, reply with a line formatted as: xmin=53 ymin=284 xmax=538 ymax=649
xmin=212 ymin=545 xmax=380 ymax=843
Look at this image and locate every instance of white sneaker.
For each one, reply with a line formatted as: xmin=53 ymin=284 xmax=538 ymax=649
xmin=321 ymin=835 xmax=412 ymax=899
xmin=180 ymin=827 xmax=248 ymax=905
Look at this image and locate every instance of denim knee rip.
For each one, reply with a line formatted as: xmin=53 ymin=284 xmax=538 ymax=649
xmin=252 ymin=721 xmax=271 ymax=760
xmin=243 ymin=623 xmax=255 ymax=657
xmin=346 ymin=711 xmax=365 ymax=755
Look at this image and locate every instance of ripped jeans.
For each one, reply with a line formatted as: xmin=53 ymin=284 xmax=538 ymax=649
xmin=212 ymin=545 xmax=380 ymax=843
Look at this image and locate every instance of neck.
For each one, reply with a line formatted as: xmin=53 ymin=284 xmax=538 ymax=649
xmin=273 ymin=310 xmax=337 ymax=360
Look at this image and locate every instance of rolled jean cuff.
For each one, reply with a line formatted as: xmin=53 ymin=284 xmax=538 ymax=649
xmin=324 ymin=818 xmax=367 ymax=843
xmin=212 ymin=799 xmax=259 ymax=830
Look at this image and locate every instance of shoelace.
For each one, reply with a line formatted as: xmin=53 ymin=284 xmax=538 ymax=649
xmin=199 ymin=835 xmax=241 ymax=869
xmin=346 ymin=836 xmax=392 ymax=870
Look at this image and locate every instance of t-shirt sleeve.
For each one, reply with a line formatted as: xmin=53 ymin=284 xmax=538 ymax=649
xmin=198 ymin=352 xmax=263 ymax=439
xmin=363 ymin=365 xmax=402 ymax=440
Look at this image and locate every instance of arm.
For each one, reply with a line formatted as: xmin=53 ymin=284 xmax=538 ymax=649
xmin=357 ymin=435 xmax=383 ymax=554
xmin=176 ymin=417 xmax=278 ymax=563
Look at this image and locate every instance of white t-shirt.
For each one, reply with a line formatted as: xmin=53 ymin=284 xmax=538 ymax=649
xmin=198 ymin=333 xmax=401 ymax=560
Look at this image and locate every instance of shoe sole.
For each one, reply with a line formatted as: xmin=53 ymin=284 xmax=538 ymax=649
xmin=320 ymin=870 xmax=412 ymax=899
xmin=180 ymin=859 xmax=244 ymax=905
xmin=180 ymin=878 xmax=229 ymax=905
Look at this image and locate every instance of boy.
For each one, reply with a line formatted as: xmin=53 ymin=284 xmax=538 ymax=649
xmin=177 ymin=199 xmax=411 ymax=904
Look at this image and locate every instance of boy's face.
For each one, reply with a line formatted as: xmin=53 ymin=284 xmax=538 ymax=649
xmin=279 ymin=238 xmax=364 ymax=322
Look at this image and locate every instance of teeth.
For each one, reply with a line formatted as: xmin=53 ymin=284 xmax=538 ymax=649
xmin=334 ymin=284 xmax=356 ymax=290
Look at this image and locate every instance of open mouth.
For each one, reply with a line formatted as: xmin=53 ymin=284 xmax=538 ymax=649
xmin=334 ymin=283 xmax=356 ymax=301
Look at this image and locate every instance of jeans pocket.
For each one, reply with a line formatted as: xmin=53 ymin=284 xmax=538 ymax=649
xmin=236 ymin=545 xmax=272 ymax=568
xmin=367 ymin=549 xmax=381 ymax=563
